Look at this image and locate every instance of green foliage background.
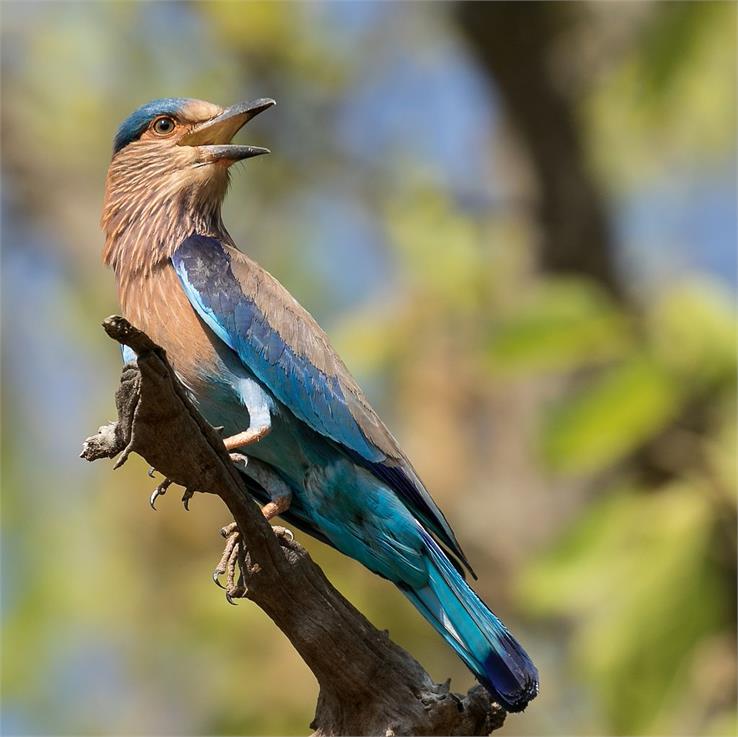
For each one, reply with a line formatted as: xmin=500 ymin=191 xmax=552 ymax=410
xmin=1 ymin=2 xmax=735 ymax=735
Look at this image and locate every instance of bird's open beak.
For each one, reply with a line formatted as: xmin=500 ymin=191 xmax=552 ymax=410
xmin=180 ymin=98 xmax=275 ymax=163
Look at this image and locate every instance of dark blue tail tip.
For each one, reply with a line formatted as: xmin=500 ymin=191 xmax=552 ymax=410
xmin=493 ymin=678 xmax=540 ymax=713
xmin=479 ymin=644 xmax=539 ymax=712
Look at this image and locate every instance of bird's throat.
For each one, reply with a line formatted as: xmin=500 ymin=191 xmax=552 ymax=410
xmin=102 ymin=181 xmax=228 ymax=278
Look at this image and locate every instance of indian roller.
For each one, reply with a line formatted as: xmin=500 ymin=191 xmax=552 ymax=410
xmin=101 ymin=97 xmax=539 ymax=712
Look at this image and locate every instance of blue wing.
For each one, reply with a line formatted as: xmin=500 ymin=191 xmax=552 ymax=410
xmin=172 ymin=234 xmax=474 ymax=575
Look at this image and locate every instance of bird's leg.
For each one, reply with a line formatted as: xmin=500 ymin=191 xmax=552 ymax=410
xmin=221 ymin=378 xmax=272 ymax=451
xmin=223 ymin=425 xmax=270 ymax=451
xmin=245 ymin=457 xmax=293 ymax=531
xmin=213 ymin=458 xmax=293 ymax=599
xmin=261 ymin=495 xmax=293 ymax=542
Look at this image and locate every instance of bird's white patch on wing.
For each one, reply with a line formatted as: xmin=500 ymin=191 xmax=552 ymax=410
xmin=236 ymin=377 xmax=273 ymax=432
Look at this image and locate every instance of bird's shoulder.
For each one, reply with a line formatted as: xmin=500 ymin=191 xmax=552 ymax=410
xmin=224 ymin=242 xmax=405 ymax=462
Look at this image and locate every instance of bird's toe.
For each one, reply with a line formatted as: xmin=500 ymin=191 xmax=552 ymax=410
xmin=271 ymin=525 xmax=294 ymax=543
xmin=213 ymin=522 xmax=248 ymax=602
xmin=229 ymin=452 xmax=249 ymax=470
xmin=149 ymin=478 xmax=172 ymax=510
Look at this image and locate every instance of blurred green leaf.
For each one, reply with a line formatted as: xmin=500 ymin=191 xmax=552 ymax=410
xmin=387 ymin=190 xmax=486 ymax=312
xmin=648 ymin=280 xmax=737 ymax=386
xmin=518 ymin=482 xmax=729 ymax=734
xmin=486 ymin=279 xmax=631 ymax=375
xmin=587 ymin=2 xmax=736 ymax=187
xmin=635 ymin=2 xmax=721 ymax=103
xmin=541 ymin=354 xmax=681 ymax=475
xmin=705 ymin=709 xmax=738 ymax=737
xmin=705 ymin=406 xmax=738 ymax=505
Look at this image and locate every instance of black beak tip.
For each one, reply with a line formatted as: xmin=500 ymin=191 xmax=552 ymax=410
xmin=246 ymin=98 xmax=277 ymax=119
xmin=248 ymin=146 xmax=271 ymax=159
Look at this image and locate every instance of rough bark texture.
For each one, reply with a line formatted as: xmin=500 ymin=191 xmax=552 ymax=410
xmin=81 ymin=316 xmax=506 ymax=737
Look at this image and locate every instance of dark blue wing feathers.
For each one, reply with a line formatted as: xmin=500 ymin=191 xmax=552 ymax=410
xmin=346 ymin=451 xmax=475 ymax=579
xmin=173 ymin=235 xmax=382 ymax=460
xmin=172 ymin=234 xmax=473 ymax=574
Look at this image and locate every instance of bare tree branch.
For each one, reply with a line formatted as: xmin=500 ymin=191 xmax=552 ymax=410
xmin=81 ymin=316 xmax=507 ymax=737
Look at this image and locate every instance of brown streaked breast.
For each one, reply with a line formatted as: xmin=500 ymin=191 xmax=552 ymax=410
xmin=118 ymin=262 xmax=227 ymax=394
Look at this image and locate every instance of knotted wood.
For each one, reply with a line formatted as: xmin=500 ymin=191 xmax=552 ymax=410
xmin=81 ymin=316 xmax=506 ymax=736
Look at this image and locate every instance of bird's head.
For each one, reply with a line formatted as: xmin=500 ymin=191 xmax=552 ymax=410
xmin=102 ymin=97 xmax=274 ymax=272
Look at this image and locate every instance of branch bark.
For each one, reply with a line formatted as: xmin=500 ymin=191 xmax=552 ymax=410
xmin=81 ymin=316 xmax=506 ymax=737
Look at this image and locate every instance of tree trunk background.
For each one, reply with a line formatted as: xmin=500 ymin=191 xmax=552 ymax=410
xmin=456 ymin=1 xmax=623 ymax=300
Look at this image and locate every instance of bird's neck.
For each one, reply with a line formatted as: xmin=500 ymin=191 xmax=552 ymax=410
xmin=101 ymin=174 xmax=230 ymax=279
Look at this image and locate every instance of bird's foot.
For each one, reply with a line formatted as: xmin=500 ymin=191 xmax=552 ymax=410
xmin=148 ymin=473 xmax=195 ymax=511
xmin=261 ymin=495 xmax=291 ymax=522
xmin=212 ymin=517 xmax=294 ymax=602
xmin=213 ymin=523 xmax=247 ymax=603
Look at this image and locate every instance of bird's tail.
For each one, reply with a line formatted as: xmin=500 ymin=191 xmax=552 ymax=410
xmin=400 ymin=529 xmax=539 ymax=712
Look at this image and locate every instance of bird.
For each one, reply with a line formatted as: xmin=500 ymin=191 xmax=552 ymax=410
xmin=101 ymin=96 xmax=539 ymax=712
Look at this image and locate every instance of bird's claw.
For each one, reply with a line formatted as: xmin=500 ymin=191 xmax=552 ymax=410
xmin=225 ymin=586 xmax=247 ymax=605
xmin=220 ymin=521 xmax=238 ymax=538
xmin=272 ymin=525 xmax=294 ymax=543
xmin=212 ymin=520 xmax=293 ymax=602
xmin=148 ymin=477 xmax=196 ymax=512
xmin=213 ymin=523 xmax=247 ymax=602
xmin=149 ymin=478 xmax=172 ymax=510
xmin=229 ymin=452 xmax=249 ymax=470
xmin=212 ymin=570 xmax=225 ymax=589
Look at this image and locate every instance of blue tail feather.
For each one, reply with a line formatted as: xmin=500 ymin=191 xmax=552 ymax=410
xmin=401 ymin=529 xmax=539 ymax=712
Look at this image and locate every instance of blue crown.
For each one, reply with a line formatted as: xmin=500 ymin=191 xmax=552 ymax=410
xmin=113 ymin=98 xmax=193 ymax=154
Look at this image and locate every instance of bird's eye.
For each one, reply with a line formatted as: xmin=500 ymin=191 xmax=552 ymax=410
xmin=152 ymin=116 xmax=176 ymax=135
